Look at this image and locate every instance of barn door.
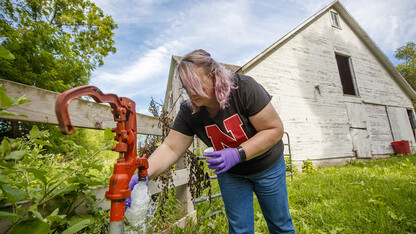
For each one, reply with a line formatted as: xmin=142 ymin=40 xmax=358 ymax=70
xmin=387 ymin=106 xmax=416 ymax=153
xmin=350 ymin=128 xmax=372 ymax=158
xmin=345 ymin=103 xmax=372 ymax=158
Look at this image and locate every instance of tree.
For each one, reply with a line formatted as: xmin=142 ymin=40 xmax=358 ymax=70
xmin=395 ymin=41 xmax=416 ymax=91
xmin=0 ymin=0 xmax=117 ymax=92
xmin=0 ymin=1 xmax=118 ymax=153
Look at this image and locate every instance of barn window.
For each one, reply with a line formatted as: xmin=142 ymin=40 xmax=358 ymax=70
xmin=335 ymin=54 xmax=357 ymax=96
xmin=330 ymin=11 xmax=341 ymax=28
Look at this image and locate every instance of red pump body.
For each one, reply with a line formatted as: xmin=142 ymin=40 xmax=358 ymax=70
xmin=55 ymin=85 xmax=148 ymax=222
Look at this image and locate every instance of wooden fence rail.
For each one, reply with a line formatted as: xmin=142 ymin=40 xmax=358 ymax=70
xmin=0 ymin=79 xmax=162 ymax=135
xmin=0 ymin=79 xmax=195 ymax=228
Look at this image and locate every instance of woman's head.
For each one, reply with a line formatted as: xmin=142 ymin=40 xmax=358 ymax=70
xmin=176 ymin=49 xmax=235 ymax=113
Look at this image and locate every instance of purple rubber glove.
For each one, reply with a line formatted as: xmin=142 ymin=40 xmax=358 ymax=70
xmin=125 ymin=173 xmax=148 ymax=209
xmin=205 ymin=148 xmax=241 ymax=174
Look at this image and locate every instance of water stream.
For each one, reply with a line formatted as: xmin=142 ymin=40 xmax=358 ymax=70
xmin=124 ymin=182 xmax=157 ymax=233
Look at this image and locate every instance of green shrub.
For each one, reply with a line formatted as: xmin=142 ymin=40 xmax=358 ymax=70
xmin=302 ymin=159 xmax=314 ymax=173
xmin=0 ymin=126 xmax=114 ymax=233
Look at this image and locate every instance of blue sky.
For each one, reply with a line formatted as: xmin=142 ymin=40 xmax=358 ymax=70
xmin=90 ymin=0 xmax=416 ymax=115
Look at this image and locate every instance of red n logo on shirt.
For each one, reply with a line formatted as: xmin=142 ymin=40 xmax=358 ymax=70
xmin=205 ymin=114 xmax=248 ymax=151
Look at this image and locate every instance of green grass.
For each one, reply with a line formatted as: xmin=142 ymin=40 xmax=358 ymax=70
xmin=288 ymin=155 xmax=416 ymax=233
xmin=166 ymin=155 xmax=416 ymax=233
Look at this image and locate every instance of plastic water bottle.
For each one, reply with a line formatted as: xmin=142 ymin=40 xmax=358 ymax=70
xmin=124 ymin=182 xmax=157 ymax=233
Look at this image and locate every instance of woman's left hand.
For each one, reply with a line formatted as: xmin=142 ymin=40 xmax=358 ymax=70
xmin=205 ymin=148 xmax=241 ymax=174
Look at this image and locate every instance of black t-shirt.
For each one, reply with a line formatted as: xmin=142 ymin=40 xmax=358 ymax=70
xmin=171 ymin=73 xmax=283 ymax=175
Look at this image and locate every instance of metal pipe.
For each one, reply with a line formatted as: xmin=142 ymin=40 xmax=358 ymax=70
xmin=109 ymin=221 xmax=124 ymax=234
xmin=194 ymin=193 xmax=222 ymax=204
xmin=199 ymin=210 xmax=223 ymax=221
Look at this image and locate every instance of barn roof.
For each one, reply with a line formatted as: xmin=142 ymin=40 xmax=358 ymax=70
xmin=238 ymin=0 xmax=416 ymax=101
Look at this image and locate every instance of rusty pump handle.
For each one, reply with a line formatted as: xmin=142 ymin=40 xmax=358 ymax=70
xmin=55 ymin=85 xmax=123 ymax=134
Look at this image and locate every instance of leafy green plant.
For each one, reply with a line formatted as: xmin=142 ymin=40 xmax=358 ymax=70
xmin=0 ymin=126 xmax=115 ymax=233
xmin=0 ymin=85 xmax=30 ymax=118
xmin=302 ymin=159 xmax=314 ymax=173
xmin=348 ymin=159 xmax=365 ymax=167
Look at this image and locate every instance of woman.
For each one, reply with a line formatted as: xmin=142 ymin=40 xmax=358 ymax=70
xmin=129 ymin=49 xmax=295 ymax=233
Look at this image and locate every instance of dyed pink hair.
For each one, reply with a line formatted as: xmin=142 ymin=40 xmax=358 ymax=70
xmin=176 ymin=49 xmax=236 ymax=113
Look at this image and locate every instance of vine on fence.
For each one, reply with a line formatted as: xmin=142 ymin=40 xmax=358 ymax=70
xmin=143 ymin=99 xmax=211 ymax=221
xmin=186 ymin=150 xmax=211 ymax=204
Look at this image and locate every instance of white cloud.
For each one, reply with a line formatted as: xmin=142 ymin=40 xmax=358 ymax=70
xmin=342 ymin=0 xmax=416 ymax=57
xmin=95 ymin=46 xmax=167 ymax=85
xmin=156 ymin=1 xmax=253 ymax=46
xmin=289 ymin=0 xmax=332 ymax=14
xmin=92 ymin=1 xmax=258 ymax=90
xmin=90 ymin=0 xmax=416 ymax=114
xmin=90 ymin=39 xmax=187 ymax=116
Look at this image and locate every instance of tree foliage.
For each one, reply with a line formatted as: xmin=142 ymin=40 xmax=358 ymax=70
xmin=0 ymin=126 xmax=114 ymax=233
xmin=395 ymin=41 xmax=416 ymax=91
xmin=0 ymin=0 xmax=117 ymax=92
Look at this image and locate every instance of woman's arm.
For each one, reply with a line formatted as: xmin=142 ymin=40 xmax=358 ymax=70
xmin=147 ymin=129 xmax=194 ymax=179
xmin=240 ymin=102 xmax=284 ymax=160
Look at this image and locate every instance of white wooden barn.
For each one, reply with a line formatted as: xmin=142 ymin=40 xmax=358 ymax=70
xmin=163 ymin=0 xmax=416 ymax=167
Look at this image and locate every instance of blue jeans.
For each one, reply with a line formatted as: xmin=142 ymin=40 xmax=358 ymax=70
xmin=217 ymin=156 xmax=295 ymax=234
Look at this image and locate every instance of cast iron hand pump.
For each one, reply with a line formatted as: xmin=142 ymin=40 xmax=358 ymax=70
xmin=55 ymin=86 xmax=148 ymax=233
